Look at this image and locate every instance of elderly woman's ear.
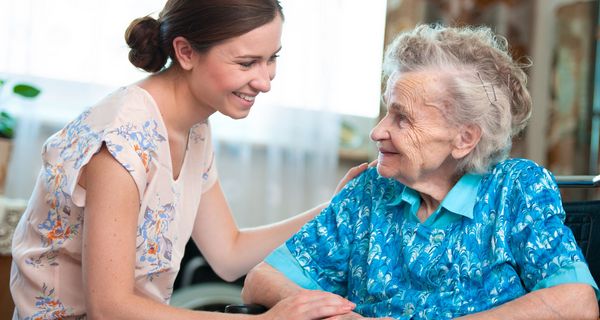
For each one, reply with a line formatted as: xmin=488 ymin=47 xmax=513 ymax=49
xmin=451 ymin=124 xmax=482 ymax=160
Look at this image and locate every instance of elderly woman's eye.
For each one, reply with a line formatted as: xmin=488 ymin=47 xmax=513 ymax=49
xmin=395 ymin=114 xmax=407 ymax=124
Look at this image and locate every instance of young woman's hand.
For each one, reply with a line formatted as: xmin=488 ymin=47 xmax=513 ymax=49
xmin=333 ymin=160 xmax=377 ymax=195
xmin=259 ymin=290 xmax=355 ymax=320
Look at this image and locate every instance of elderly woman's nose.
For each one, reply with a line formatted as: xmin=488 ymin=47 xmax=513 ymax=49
xmin=370 ymin=120 xmax=388 ymax=141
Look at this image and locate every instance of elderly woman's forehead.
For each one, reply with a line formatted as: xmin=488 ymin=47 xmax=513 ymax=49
xmin=388 ymin=71 xmax=446 ymax=98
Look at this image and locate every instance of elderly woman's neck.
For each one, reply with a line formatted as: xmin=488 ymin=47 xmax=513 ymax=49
xmin=412 ymin=173 xmax=463 ymax=222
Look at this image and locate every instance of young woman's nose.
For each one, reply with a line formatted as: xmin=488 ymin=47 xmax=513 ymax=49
xmin=250 ymin=64 xmax=274 ymax=93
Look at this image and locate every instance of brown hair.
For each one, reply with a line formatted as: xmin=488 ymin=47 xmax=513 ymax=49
xmin=125 ymin=0 xmax=284 ymax=73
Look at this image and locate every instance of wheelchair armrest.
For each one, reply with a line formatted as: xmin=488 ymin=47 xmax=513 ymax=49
xmin=224 ymin=303 xmax=268 ymax=314
xmin=555 ymin=175 xmax=600 ymax=188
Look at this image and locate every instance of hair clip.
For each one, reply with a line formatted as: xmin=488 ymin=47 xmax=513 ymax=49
xmin=477 ymin=72 xmax=497 ymax=103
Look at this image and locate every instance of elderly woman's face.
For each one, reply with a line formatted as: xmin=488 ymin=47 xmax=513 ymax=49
xmin=370 ymin=71 xmax=460 ymax=186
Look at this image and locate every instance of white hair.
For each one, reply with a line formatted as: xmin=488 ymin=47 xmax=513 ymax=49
xmin=383 ymin=24 xmax=532 ymax=173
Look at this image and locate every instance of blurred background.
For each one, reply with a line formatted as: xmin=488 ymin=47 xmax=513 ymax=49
xmin=0 ymin=0 xmax=387 ymax=228
xmin=1 ymin=0 xmax=599 ymax=316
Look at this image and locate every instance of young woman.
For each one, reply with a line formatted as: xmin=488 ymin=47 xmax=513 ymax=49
xmin=10 ymin=1 xmax=360 ymax=319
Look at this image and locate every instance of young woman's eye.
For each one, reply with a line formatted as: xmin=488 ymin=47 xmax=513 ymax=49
xmin=268 ymin=54 xmax=279 ymax=63
xmin=239 ymin=61 xmax=255 ymax=68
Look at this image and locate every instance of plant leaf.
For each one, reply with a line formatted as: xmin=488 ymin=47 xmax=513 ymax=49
xmin=0 ymin=111 xmax=15 ymax=139
xmin=0 ymin=125 xmax=13 ymax=139
xmin=13 ymin=83 xmax=41 ymax=98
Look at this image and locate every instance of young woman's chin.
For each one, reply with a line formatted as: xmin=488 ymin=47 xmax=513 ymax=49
xmin=221 ymin=106 xmax=252 ymax=120
xmin=227 ymin=112 xmax=251 ymax=120
xmin=220 ymin=96 xmax=254 ymax=119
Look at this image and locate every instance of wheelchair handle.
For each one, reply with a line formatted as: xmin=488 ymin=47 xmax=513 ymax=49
xmin=555 ymin=175 xmax=600 ymax=188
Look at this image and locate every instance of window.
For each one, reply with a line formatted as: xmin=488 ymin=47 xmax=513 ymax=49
xmin=0 ymin=0 xmax=386 ymax=118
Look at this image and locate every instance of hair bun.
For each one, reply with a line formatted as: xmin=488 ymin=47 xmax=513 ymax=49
xmin=125 ymin=16 xmax=167 ymax=73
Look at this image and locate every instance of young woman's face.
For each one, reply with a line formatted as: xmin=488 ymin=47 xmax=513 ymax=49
xmin=190 ymin=14 xmax=283 ymax=119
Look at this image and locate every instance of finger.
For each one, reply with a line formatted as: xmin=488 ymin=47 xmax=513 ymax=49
xmin=298 ymin=290 xmax=355 ymax=306
xmin=368 ymin=159 xmax=378 ymax=167
xmin=265 ymin=294 xmax=352 ymax=320
xmin=345 ymin=162 xmax=368 ymax=179
xmin=303 ymin=304 xmax=355 ymax=319
xmin=355 ymin=162 xmax=370 ymax=171
xmin=284 ymin=290 xmax=355 ymax=311
xmin=334 ymin=162 xmax=368 ymax=194
xmin=325 ymin=313 xmax=362 ymax=320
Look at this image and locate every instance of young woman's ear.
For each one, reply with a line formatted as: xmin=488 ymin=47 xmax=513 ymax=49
xmin=451 ymin=124 xmax=482 ymax=160
xmin=172 ymin=36 xmax=196 ymax=70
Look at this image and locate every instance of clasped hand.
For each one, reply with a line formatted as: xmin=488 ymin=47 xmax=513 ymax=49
xmin=259 ymin=289 xmax=392 ymax=320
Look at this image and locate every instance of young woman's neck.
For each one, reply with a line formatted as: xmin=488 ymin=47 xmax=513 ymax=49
xmin=139 ymin=66 xmax=215 ymax=136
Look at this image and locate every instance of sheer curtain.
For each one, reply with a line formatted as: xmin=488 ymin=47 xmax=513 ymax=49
xmin=0 ymin=0 xmax=386 ymax=226
xmin=0 ymin=0 xmax=160 ymax=85
xmin=214 ymin=0 xmax=386 ymax=226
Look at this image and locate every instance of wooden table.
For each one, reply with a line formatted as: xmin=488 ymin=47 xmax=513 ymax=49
xmin=1 ymin=255 xmax=14 ymax=319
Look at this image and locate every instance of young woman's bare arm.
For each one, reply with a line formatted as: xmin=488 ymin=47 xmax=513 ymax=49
xmin=82 ymin=147 xmax=364 ymax=319
xmin=82 ymin=146 xmax=250 ymax=319
xmin=192 ymin=163 xmax=369 ymax=281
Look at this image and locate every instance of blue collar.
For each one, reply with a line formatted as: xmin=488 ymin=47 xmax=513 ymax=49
xmin=388 ymin=173 xmax=483 ymax=220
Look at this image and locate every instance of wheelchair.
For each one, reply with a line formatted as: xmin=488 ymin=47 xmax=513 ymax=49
xmin=556 ymin=174 xmax=600 ymax=311
xmin=169 ymin=241 xmax=245 ymax=312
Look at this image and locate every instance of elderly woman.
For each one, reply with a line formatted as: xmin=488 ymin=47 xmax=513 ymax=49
xmin=241 ymin=25 xmax=599 ymax=319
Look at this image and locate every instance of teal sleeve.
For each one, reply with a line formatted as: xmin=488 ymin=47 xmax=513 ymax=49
xmin=533 ymin=261 xmax=599 ymax=300
xmin=264 ymin=244 xmax=322 ymax=290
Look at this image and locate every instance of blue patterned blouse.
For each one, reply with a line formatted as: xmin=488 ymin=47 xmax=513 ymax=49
xmin=266 ymin=158 xmax=599 ymax=319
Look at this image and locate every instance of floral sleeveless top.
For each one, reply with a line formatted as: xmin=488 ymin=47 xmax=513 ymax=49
xmin=10 ymin=86 xmax=218 ymax=319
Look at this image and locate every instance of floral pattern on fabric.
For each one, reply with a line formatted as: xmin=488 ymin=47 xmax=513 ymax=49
xmin=113 ymin=120 xmax=165 ymax=172
xmin=11 ymin=86 xmax=219 ymax=319
xmin=139 ymin=200 xmax=177 ymax=281
xmin=286 ymin=159 xmax=591 ymax=319
xmin=24 ymin=284 xmax=71 ymax=320
xmin=33 ymin=110 xmax=98 ymax=260
xmin=31 ymin=111 xmax=166 ymax=270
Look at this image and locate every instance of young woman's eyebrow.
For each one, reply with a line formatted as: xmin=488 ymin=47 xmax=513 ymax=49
xmin=236 ymin=46 xmax=282 ymax=59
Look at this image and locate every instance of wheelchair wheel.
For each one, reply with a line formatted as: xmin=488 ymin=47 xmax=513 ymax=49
xmin=170 ymin=282 xmax=243 ymax=312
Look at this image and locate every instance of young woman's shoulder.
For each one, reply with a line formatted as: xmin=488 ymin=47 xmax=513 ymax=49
xmin=86 ymin=85 xmax=158 ymax=128
xmin=41 ymin=85 xmax=167 ymax=202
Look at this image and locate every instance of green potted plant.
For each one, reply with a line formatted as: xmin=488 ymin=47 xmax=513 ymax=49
xmin=0 ymin=79 xmax=41 ymax=195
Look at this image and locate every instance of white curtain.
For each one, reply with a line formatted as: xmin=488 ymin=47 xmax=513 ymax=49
xmin=0 ymin=0 xmax=386 ymax=226
xmin=213 ymin=1 xmax=386 ymax=226
xmin=0 ymin=0 xmax=160 ymax=85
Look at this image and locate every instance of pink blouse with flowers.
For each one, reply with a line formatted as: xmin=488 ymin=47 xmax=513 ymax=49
xmin=10 ymin=86 xmax=218 ymax=319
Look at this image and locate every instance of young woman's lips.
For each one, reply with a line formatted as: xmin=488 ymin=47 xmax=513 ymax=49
xmin=233 ymin=92 xmax=256 ymax=108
